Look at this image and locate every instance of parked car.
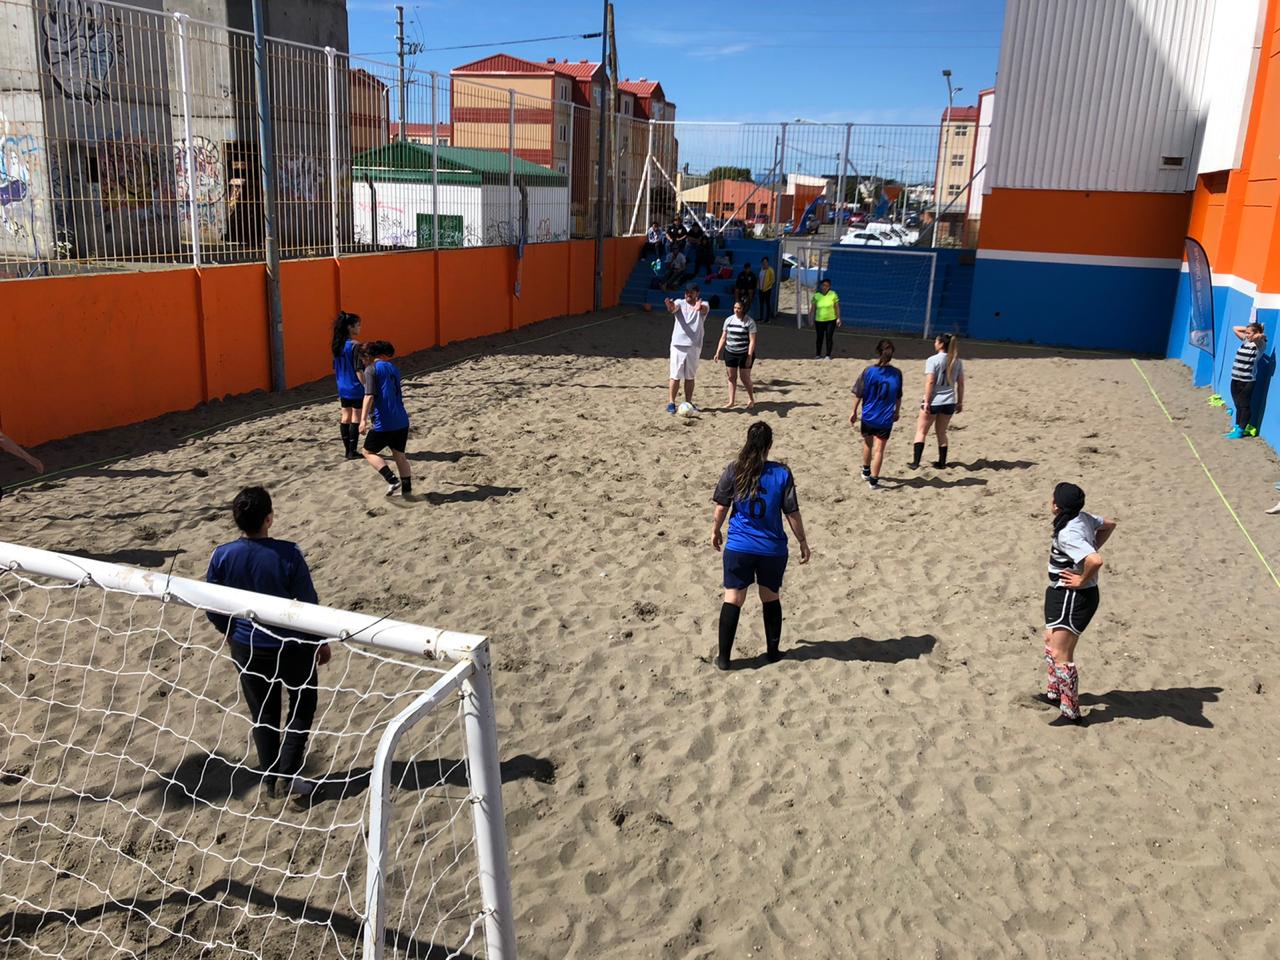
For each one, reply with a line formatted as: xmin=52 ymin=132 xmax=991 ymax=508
xmin=839 ymin=230 xmax=896 ymax=246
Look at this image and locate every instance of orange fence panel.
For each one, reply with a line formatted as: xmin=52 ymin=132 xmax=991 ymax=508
xmin=438 ymin=247 xmax=512 ymax=345
xmin=339 ymin=252 xmax=438 ymax=355
xmin=280 ymin=259 xmax=342 ymax=389
xmin=199 ymin=264 xmax=272 ymax=401
xmin=514 ymin=243 xmax=570 ymax=329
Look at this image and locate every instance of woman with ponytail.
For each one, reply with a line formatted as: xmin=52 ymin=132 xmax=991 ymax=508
xmin=331 ymin=311 xmax=364 ymax=460
xmin=710 ymin=421 xmax=810 ymax=670
xmin=1041 ymin=482 xmax=1117 ymax=725
xmin=850 ymin=338 xmax=903 ymax=491
xmin=910 ymin=333 xmax=965 ymax=469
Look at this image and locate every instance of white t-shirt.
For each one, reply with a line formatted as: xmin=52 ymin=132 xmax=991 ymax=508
xmin=671 ymin=300 xmax=707 ymax=349
xmin=925 ymin=353 xmax=964 ymax=406
xmin=1048 ymin=511 xmax=1104 ymax=589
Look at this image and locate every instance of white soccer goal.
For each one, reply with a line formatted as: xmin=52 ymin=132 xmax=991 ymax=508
xmin=791 ymin=243 xmax=938 ymax=338
xmin=0 ymin=541 xmax=517 ymax=960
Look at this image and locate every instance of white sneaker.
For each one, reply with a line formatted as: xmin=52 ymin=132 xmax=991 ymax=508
xmin=1267 ymin=501 xmax=1280 ymax=515
xmin=287 ymin=776 xmax=318 ymax=798
xmin=385 ymin=479 xmax=401 ymax=497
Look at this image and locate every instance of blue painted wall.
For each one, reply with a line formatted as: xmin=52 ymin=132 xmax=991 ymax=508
xmin=969 ymin=258 xmax=1181 ymax=354
xmin=1166 ymin=271 xmax=1279 ymax=450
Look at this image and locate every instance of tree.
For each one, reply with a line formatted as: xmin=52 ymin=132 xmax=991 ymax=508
xmin=706 ymin=165 xmax=752 ymax=183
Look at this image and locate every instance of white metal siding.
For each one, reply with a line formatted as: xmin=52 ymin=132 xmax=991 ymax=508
xmin=1198 ymin=0 xmax=1266 ymax=173
xmin=989 ymin=0 xmax=1216 ymax=193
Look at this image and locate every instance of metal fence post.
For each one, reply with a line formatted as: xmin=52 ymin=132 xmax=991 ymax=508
xmin=772 ymin=122 xmax=787 ymax=235
xmin=508 ymin=89 xmax=516 ymax=240
xmin=566 ymin=103 xmax=575 ymax=237
xmin=174 ymin=13 xmax=201 ymax=268
xmin=325 ymin=46 xmax=340 ymax=260
xmin=643 ymin=119 xmax=653 ymax=232
xmin=835 ymin=123 xmax=851 ymax=233
xmin=430 ymin=71 xmax=439 ymax=249
xmin=251 ymin=0 xmax=287 ymax=392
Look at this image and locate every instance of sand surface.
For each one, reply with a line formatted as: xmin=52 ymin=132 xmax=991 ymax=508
xmin=2 ymin=309 xmax=1280 ymax=959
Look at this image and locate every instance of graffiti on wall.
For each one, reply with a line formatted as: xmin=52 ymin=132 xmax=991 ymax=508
xmin=98 ymin=138 xmax=169 ymax=214
xmin=0 ymin=109 xmax=42 ymax=256
xmin=278 ymin=156 xmax=322 ymax=204
xmin=41 ymin=1 xmax=122 ymax=103
xmin=174 ymin=136 xmax=233 ymax=241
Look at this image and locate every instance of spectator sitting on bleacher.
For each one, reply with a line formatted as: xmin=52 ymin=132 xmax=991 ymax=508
xmin=735 ymin=262 xmax=758 ymax=313
xmin=664 ymin=241 xmax=693 ymax=291
xmin=667 ymin=217 xmax=688 ymax=246
xmin=643 ymin=220 xmax=665 ymax=260
xmin=694 ymin=233 xmax=716 ymax=278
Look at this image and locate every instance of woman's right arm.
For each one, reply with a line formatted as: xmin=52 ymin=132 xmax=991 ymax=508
xmin=1232 ymin=326 xmax=1248 ymax=340
xmin=785 ymin=511 xmax=811 ymax=563
xmin=1094 ymin=518 xmax=1117 ymax=549
xmin=714 ymin=329 xmax=727 ymax=361
xmin=711 ymin=504 xmax=729 ymax=551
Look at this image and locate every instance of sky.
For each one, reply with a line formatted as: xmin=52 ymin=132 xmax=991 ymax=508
xmin=345 ymin=0 xmax=1005 ymax=125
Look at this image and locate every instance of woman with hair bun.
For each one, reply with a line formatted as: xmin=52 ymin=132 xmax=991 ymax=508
xmin=710 ymin=421 xmax=810 ymax=670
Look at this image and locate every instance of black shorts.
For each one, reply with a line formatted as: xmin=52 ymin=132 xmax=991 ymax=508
xmin=1044 ymin=586 xmax=1100 ymax=636
xmin=364 ymin=426 xmax=409 ymax=454
xmin=861 ymin=424 xmax=892 ymax=441
xmin=339 ymin=395 xmax=364 ymax=410
xmin=723 ymin=351 xmax=754 ymax=369
xmin=928 ymin=403 xmax=956 ymax=416
xmin=723 ymin=549 xmax=788 ymax=591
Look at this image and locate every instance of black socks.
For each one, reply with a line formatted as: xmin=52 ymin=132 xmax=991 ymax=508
xmin=378 ymin=465 xmax=396 ymax=484
xmin=934 ymin=445 xmax=949 ymax=468
xmin=717 ymin=602 xmax=741 ymax=668
xmin=400 ymin=477 xmax=412 ymax=496
xmin=340 ymin=423 xmax=359 ymax=458
xmin=762 ymin=600 xmax=783 ymax=662
xmin=912 ymin=441 xmax=924 ymax=467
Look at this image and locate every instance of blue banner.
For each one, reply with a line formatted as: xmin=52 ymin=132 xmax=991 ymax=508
xmin=1185 ymin=237 xmax=1214 ymax=355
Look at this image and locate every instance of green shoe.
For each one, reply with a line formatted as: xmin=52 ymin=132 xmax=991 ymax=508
xmin=1245 ymin=425 xmax=1258 ymax=437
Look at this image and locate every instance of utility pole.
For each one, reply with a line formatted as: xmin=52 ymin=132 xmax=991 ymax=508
xmin=395 ymin=6 xmax=422 ymax=141
xmin=251 ymin=0 xmax=286 ymax=392
xmin=592 ymin=0 xmax=611 ymax=311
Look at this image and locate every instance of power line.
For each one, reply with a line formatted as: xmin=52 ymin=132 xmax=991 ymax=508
xmin=353 ymin=30 xmax=601 ymax=58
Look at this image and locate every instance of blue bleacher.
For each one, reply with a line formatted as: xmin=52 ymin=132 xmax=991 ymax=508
xmin=620 ymin=236 xmax=782 ymax=319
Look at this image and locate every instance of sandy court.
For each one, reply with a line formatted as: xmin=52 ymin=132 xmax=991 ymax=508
xmin=2 ymin=308 xmax=1280 ymax=959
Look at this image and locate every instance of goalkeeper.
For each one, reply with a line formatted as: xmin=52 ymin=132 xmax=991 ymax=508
xmin=206 ymin=486 xmax=331 ymax=798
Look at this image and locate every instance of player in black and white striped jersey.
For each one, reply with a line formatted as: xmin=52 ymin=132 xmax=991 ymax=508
xmin=1225 ymin=321 xmax=1268 ymax=439
xmin=713 ymin=301 xmax=758 ymax=411
xmin=1040 ymin=482 xmax=1117 ymax=726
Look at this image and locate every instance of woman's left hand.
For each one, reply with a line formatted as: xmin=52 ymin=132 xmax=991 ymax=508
xmin=316 ymin=642 xmax=332 ymax=666
xmin=1058 ymin=571 xmax=1083 ymax=589
xmin=712 ymin=528 xmax=723 ymax=552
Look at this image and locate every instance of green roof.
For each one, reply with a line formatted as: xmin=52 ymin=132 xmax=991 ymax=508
xmin=352 ymin=141 xmax=567 ymax=187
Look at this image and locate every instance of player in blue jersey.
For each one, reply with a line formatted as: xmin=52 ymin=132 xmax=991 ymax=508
xmin=359 ymin=341 xmax=412 ymax=497
xmin=206 ymin=486 xmax=330 ymax=799
xmin=331 ymin=311 xmax=364 ymax=460
xmin=850 ymin=339 xmax=904 ymax=491
xmin=710 ymin=421 xmax=811 ymax=670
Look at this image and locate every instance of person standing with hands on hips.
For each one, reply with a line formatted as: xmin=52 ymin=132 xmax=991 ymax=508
xmin=665 ymin=285 xmax=710 ymax=414
xmin=812 ymin=278 xmax=841 ymax=359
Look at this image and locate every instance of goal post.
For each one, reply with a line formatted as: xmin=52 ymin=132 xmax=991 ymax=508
xmin=0 ymin=540 xmax=518 ymax=960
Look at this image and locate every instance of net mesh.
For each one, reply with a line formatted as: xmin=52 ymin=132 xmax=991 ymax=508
xmin=0 ymin=563 xmax=489 ymax=960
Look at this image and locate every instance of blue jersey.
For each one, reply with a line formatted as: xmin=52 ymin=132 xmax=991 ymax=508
xmin=334 ymin=339 xmax=362 ymax=399
xmin=364 ymin=359 xmax=409 ymax=431
xmin=712 ymin=461 xmax=799 ymax=557
xmin=205 ymin=538 xmax=320 ymax=648
xmin=852 ymin=363 xmax=903 ymax=429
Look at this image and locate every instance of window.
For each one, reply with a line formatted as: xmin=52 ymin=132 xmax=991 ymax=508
xmin=948 ymin=185 xmax=962 ymax=196
xmin=623 ymin=100 xmax=631 ymax=115
xmin=723 ymin=202 xmax=735 ymax=212
xmin=950 ymin=153 xmax=965 ymax=166
xmin=558 ymin=124 xmax=567 ymax=143
xmin=955 ymin=126 xmax=968 ymax=137
xmin=593 ymin=85 xmax=602 ymax=106
xmin=653 ymin=104 xmax=663 ymax=121
xmin=558 ymin=82 xmax=569 ymax=100
xmin=557 ymin=163 xmax=567 ymax=174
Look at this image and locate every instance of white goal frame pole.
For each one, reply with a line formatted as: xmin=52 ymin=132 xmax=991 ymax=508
xmin=365 ymin=659 xmax=476 ymax=960
xmin=0 ymin=541 xmax=483 ymax=661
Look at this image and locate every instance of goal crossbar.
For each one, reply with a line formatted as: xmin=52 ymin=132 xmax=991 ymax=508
xmin=0 ymin=541 xmax=483 ymax=662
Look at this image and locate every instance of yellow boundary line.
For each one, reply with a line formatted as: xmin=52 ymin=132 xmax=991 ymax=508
xmin=1131 ymin=358 xmax=1279 ymax=589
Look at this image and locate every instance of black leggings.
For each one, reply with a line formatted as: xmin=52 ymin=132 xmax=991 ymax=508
xmin=230 ymin=639 xmax=319 ymax=779
xmin=1231 ymin=378 xmax=1254 ymax=429
xmin=815 ymin=320 xmax=836 ymax=358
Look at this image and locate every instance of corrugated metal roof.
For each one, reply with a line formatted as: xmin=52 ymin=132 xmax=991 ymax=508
xmin=989 ymin=0 xmax=1215 ymax=193
xmin=352 ymin=142 xmax=567 ymax=186
xmin=942 ymin=106 xmax=979 ymax=122
xmin=550 ymin=59 xmax=602 ymax=79
xmin=620 ymin=79 xmax=665 ymax=99
xmin=452 ymin=53 xmax=555 ymax=75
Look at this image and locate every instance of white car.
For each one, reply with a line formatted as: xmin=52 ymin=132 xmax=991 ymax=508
xmin=839 ymin=230 xmax=899 ymax=247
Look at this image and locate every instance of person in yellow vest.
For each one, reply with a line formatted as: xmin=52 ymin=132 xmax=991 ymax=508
xmin=811 ymin=278 xmax=841 ymax=359
xmin=757 ymin=257 xmax=776 ymax=323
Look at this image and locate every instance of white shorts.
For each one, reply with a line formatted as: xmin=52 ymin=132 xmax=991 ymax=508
xmin=669 ymin=345 xmax=701 ymax=381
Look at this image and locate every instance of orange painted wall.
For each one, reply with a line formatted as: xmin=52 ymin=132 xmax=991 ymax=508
xmin=199 ymin=264 xmax=272 ymax=400
xmin=0 ymin=270 xmax=204 ymax=446
xmin=339 ymin=251 xmax=438 ymax=354
xmin=1184 ymin=0 xmax=1280 ymax=291
xmin=979 ymin=188 xmax=1193 ymax=259
xmin=0 ymin=238 xmax=643 ymax=447
xmin=437 ymin=246 xmax=513 ymax=345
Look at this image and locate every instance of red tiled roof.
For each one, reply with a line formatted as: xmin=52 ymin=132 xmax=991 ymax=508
xmin=549 ymin=59 xmax=602 ymax=79
xmin=619 ymin=79 xmax=664 ymax=99
xmin=942 ymin=106 xmax=980 ymax=122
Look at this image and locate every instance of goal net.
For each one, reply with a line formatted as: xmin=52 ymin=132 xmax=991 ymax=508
xmin=0 ymin=542 xmax=516 ymax=960
xmin=793 ymin=245 xmax=937 ymax=337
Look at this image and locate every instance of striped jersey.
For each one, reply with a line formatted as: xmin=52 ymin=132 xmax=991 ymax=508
xmin=1048 ymin=511 xmax=1104 ymax=589
xmin=723 ymin=315 xmax=756 ymax=355
xmin=1232 ymin=338 xmax=1263 ymax=382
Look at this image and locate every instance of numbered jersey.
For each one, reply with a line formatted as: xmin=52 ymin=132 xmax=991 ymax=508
xmin=712 ymin=461 xmax=799 ymax=557
xmin=852 ymin=363 xmax=903 ymax=430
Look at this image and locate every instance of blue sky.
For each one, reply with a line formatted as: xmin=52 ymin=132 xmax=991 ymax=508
xmin=346 ymin=0 xmax=1005 ymax=124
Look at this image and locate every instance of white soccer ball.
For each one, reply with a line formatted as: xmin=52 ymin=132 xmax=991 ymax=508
xmin=677 ymin=402 xmax=696 ymax=418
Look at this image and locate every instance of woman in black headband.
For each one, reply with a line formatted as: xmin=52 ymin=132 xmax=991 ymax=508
xmin=1042 ymin=482 xmax=1117 ymax=725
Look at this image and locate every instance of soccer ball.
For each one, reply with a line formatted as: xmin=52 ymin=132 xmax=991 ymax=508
xmin=677 ymin=402 xmax=696 ymax=418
